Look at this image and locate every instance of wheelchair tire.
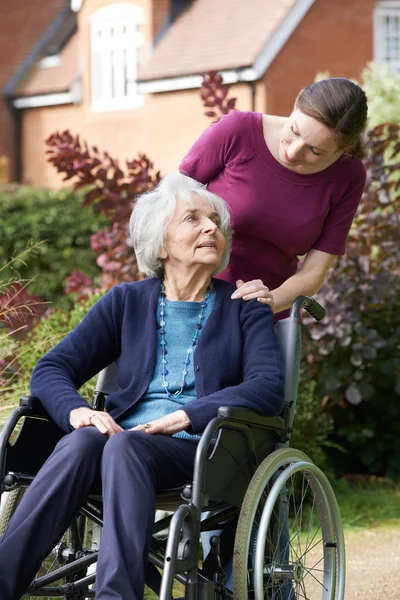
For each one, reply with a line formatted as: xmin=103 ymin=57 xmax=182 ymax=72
xmin=232 ymin=448 xmax=345 ymax=600
xmin=0 ymin=489 xmax=99 ymax=599
xmin=0 ymin=488 xmax=26 ymax=539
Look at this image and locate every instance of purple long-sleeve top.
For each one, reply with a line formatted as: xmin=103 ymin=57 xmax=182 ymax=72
xmin=179 ymin=111 xmax=366 ymax=318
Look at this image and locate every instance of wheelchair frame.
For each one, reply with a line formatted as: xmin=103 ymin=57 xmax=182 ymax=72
xmin=0 ymin=296 xmax=345 ymax=600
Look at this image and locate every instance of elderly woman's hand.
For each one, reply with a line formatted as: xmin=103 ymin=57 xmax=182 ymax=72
xmin=131 ymin=410 xmax=191 ymax=436
xmin=69 ymin=407 xmax=123 ymax=437
xmin=231 ymin=279 xmax=275 ymax=310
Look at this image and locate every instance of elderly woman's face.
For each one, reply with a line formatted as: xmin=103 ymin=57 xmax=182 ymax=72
xmin=160 ymin=194 xmax=225 ymax=275
xmin=279 ymin=109 xmax=342 ymax=174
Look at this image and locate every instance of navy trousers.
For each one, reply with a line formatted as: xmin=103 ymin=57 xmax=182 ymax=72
xmin=0 ymin=427 xmax=198 ymax=600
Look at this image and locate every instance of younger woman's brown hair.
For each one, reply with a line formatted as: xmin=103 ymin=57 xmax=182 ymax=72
xmin=296 ymin=78 xmax=368 ymax=159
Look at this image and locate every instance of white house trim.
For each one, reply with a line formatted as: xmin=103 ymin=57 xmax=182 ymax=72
xmin=71 ymin=0 xmax=83 ymax=12
xmin=39 ymin=55 xmax=61 ymax=69
xmin=13 ymin=91 xmax=77 ymax=109
xmin=138 ymin=0 xmax=314 ymax=94
xmin=138 ymin=68 xmax=258 ymax=94
xmin=374 ymin=1 xmax=400 ymax=8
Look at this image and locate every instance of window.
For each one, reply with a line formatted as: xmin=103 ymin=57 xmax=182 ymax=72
xmin=90 ymin=3 xmax=144 ymax=111
xmin=374 ymin=1 xmax=400 ymax=73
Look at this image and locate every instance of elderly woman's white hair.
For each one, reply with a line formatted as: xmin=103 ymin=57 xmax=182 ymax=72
xmin=130 ymin=172 xmax=232 ymax=277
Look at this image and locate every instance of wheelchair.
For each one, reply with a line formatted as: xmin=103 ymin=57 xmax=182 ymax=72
xmin=0 ymin=296 xmax=345 ymax=600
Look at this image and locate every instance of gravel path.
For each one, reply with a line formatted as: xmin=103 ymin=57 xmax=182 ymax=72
xmin=344 ymin=525 xmax=400 ymax=600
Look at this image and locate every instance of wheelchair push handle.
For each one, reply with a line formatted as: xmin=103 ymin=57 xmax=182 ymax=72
xmin=290 ymin=295 xmax=325 ymax=321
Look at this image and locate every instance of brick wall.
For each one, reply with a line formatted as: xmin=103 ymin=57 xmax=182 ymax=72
xmin=20 ymin=83 xmax=254 ymax=187
xmin=264 ymin=0 xmax=375 ymax=115
xmin=152 ymin=0 xmax=170 ymax=40
xmin=0 ymin=0 xmax=68 ymax=180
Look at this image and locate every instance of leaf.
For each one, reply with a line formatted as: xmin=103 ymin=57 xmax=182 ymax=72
xmin=345 ymin=385 xmax=363 ymax=405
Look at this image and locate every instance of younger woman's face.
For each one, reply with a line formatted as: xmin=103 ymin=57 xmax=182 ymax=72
xmin=279 ymin=109 xmax=343 ymax=174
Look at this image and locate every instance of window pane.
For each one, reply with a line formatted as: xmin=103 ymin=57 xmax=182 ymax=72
xmin=91 ymin=4 xmax=144 ymax=107
xmin=380 ymin=11 xmax=400 ymax=73
xmin=111 ymin=50 xmax=115 ymax=98
xmin=123 ymin=48 xmax=128 ymax=97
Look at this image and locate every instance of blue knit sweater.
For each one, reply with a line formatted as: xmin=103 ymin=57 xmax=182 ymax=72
xmin=30 ymin=278 xmax=284 ymax=434
xmin=118 ymin=291 xmax=216 ymax=439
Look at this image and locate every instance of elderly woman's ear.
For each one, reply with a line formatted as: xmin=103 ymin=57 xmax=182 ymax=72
xmin=159 ymin=247 xmax=168 ymax=260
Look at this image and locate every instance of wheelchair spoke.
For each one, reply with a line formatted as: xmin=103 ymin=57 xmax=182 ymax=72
xmin=233 ymin=448 xmax=344 ymax=600
xmin=22 ymin=516 xmax=99 ymax=600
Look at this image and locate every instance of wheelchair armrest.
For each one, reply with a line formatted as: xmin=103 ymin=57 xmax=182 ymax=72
xmin=19 ymin=394 xmax=48 ymax=418
xmin=217 ymin=407 xmax=285 ymax=431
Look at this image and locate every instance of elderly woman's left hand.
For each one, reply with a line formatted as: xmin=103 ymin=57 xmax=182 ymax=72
xmin=231 ymin=279 xmax=275 ymax=309
xmin=131 ymin=410 xmax=191 ymax=435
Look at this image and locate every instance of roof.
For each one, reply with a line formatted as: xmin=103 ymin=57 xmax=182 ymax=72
xmin=15 ymin=33 xmax=79 ymax=97
xmin=138 ymin=0 xmax=301 ymax=82
xmin=1 ymin=1 xmax=71 ymax=95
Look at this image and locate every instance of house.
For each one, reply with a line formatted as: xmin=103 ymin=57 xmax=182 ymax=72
xmin=1 ymin=0 xmax=399 ymax=187
xmin=0 ymin=0 xmax=70 ymax=182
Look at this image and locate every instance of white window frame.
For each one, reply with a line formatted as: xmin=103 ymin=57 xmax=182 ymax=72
xmin=90 ymin=3 xmax=144 ymax=112
xmin=374 ymin=1 xmax=400 ymax=73
xmin=39 ymin=55 xmax=61 ymax=69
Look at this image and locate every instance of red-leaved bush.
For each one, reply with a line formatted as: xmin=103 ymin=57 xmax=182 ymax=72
xmin=45 ymin=132 xmax=161 ymax=294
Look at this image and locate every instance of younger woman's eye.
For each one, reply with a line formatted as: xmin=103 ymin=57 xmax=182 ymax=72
xmin=310 ymin=148 xmax=321 ymax=156
xmin=290 ymin=126 xmax=299 ymax=136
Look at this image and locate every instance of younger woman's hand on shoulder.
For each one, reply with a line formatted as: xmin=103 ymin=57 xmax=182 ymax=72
xmin=231 ymin=279 xmax=275 ymax=310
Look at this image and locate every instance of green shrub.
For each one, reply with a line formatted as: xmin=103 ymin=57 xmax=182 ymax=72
xmin=361 ymin=62 xmax=400 ymax=128
xmin=302 ymin=121 xmax=400 ymax=478
xmin=290 ymin=370 xmax=334 ymax=472
xmin=0 ymin=293 xmax=103 ymax=426
xmin=0 ymin=186 xmax=108 ymax=308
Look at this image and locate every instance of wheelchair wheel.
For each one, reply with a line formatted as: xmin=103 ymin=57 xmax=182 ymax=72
xmin=0 ymin=488 xmax=26 ymax=539
xmin=233 ymin=448 xmax=345 ymax=600
xmin=0 ymin=489 xmax=99 ymax=599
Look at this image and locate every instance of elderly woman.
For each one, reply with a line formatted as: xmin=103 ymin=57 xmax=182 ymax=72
xmin=0 ymin=173 xmax=284 ymax=600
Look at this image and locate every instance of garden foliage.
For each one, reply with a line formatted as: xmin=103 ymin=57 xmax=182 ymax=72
xmin=2 ymin=72 xmax=398 ymax=477
xmin=0 ymin=247 xmax=47 ymax=406
xmin=0 ymin=292 xmax=103 ymax=426
xmin=0 ymin=186 xmax=108 ymax=307
xmin=361 ymin=62 xmax=400 ymax=128
xmin=304 ymin=122 xmax=400 ymax=477
xmin=46 ymin=132 xmax=161 ymax=294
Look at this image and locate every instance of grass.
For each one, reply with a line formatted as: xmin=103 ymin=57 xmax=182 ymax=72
xmin=333 ymin=476 xmax=400 ymax=530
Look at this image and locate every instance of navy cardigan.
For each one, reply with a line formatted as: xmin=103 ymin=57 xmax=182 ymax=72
xmin=30 ymin=278 xmax=285 ymax=434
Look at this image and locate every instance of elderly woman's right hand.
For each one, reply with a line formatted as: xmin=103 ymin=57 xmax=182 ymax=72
xmin=69 ymin=407 xmax=123 ymax=437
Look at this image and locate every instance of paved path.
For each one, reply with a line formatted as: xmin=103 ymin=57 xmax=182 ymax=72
xmin=344 ymin=525 xmax=400 ymax=599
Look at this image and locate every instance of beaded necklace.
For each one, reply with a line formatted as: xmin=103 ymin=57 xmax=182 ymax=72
xmin=159 ymin=281 xmax=211 ymax=399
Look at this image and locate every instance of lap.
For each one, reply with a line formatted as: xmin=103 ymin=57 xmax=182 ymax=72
xmin=102 ymin=431 xmax=199 ymax=490
xmin=46 ymin=428 xmax=198 ymax=493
